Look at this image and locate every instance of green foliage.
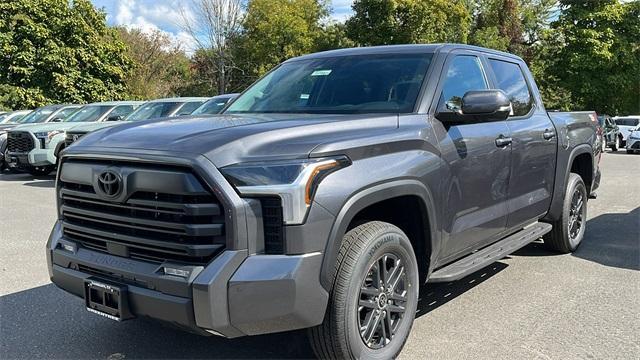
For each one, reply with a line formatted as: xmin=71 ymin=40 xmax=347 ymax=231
xmin=116 ymin=27 xmax=191 ymax=99
xmin=232 ymin=0 xmax=329 ymax=89
xmin=346 ymin=0 xmax=471 ymax=46
xmin=0 ymin=0 xmax=132 ymax=110
xmin=535 ymin=0 xmax=640 ymax=114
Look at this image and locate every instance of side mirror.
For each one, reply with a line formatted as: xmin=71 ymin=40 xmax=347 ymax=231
xmin=106 ymin=115 xmax=123 ymax=121
xmin=437 ymin=90 xmax=511 ymax=123
xmin=50 ymin=117 xmax=63 ymax=122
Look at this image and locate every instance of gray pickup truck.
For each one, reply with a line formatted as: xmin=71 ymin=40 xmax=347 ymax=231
xmin=47 ymin=44 xmax=600 ymax=359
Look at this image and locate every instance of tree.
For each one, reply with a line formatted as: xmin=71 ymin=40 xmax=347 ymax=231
xmin=0 ymin=0 xmax=132 ymax=109
xmin=231 ymin=0 xmax=329 ymax=89
xmin=116 ymin=28 xmax=191 ymax=99
xmin=535 ymin=0 xmax=640 ymax=114
xmin=179 ymin=0 xmax=243 ymax=94
xmin=345 ymin=0 xmax=471 ymax=46
xmin=469 ymin=0 xmax=555 ymax=59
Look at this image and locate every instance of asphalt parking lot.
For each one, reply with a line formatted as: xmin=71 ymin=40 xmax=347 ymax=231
xmin=1 ymin=152 xmax=638 ymax=359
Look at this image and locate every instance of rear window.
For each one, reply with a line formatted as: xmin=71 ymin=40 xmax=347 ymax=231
xmin=488 ymin=59 xmax=534 ymax=117
xmin=614 ymin=118 xmax=639 ymax=126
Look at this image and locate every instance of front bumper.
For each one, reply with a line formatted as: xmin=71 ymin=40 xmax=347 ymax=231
xmin=47 ymin=220 xmax=328 ymax=337
xmin=626 ymin=138 xmax=640 ymax=151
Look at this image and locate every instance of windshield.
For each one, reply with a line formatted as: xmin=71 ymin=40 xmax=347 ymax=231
xmin=614 ymin=118 xmax=639 ymax=127
xmin=126 ymin=102 xmax=181 ymax=121
xmin=225 ymin=53 xmax=433 ymax=114
xmin=65 ymin=105 xmax=112 ymax=122
xmin=19 ymin=106 xmax=59 ymax=124
xmin=192 ymin=97 xmax=234 ymax=115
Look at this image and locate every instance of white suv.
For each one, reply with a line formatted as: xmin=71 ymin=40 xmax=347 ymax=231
xmin=626 ymin=125 xmax=640 ymax=154
xmin=613 ymin=116 xmax=640 ymax=146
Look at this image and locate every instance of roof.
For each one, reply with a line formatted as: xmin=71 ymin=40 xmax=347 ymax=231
xmin=148 ymin=97 xmax=210 ymax=103
xmin=287 ymin=43 xmax=523 ymax=62
xmin=84 ymin=101 xmax=145 ymax=106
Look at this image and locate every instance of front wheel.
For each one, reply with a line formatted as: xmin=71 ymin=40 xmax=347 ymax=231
xmin=611 ymin=136 xmax=620 ymax=151
xmin=544 ymin=173 xmax=587 ymax=253
xmin=309 ymin=221 xmax=419 ymax=359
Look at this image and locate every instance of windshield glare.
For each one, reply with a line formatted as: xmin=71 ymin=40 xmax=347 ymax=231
xmin=225 ymin=53 xmax=433 ymax=114
xmin=19 ymin=107 xmax=58 ymax=123
xmin=65 ymin=105 xmax=112 ymax=122
xmin=126 ymin=102 xmax=180 ymax=121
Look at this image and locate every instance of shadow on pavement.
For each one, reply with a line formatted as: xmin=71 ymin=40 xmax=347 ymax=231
xmin=0 ymin=284 xmax=315 ymax=359
xmin=514 ymin=207 xmax=639 ymax=271
xmin=416 ymin=262 xmax=508 ymax=319
xmin=0 ymin=172 xmax=55 ymax=182
xmin=22 ymin=180 xmax=55 ymax=188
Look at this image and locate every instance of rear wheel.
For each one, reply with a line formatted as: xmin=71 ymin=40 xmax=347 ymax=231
xmin=309 ymin=221 xmax=419 ymax=359
xmin=544 ymin=173 xmax=587 ymax=253
xmin=27 ymin=165 xmax=55 ymax=176
xmin=627 ymin=149 xmax=634 ymax=154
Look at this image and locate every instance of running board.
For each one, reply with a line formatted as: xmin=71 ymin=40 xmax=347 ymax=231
xmin=428 ymin=222 xmax=552 ymax=283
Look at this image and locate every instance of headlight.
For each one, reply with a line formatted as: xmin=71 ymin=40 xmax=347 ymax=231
xmin=34 ymin=130 xmax=63 ymax=144
xmin=220 ymin=156 xmax=350 ymax=224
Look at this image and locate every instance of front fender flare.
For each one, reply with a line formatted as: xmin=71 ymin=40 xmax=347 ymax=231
xmin=319 ymin=179 xmax=439 ymax=290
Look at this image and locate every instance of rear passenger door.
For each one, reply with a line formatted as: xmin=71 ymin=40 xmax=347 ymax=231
xmin=433 ymin=52 xmax=512 ymax=260
xmin=485 ymin=57 xmax=557 ymax=229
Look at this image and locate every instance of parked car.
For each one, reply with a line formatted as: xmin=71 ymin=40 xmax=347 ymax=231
xmin=191 ymin=93 xmax=239 ymax=115
xmin=125 ymin=97 xmax=209 ymax=122
xmin=63 ymin=97 xmax=209 ymax=148
xmin=1 ymin=111 xmax=33 ymax=171
xmin=16 ymin=104 xmax=82 ymax=125
xmin=5 ymin=101 xmax=142 ymax=175
xmin=613 ymin=116 xmax=640 ymax=146
xmin=626 ymin=125 xmax=640 ymax=154
xmin=597 ymin=114 xmax=622 ymax=151
xmin=47 ymin=44 xmax=600 ymax=359
xmin=0 ymin=110 xmax=31 ymax=125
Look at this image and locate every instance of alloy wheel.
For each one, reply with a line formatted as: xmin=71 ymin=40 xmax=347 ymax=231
xmin=358 ymin=253 xmax=408 ymax=349
xmin=568 ymin=188 xmax=584 ymax=241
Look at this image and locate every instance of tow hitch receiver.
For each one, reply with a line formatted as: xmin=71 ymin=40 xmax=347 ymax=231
xmin=84 ymin=278 xmax=133 ymax=321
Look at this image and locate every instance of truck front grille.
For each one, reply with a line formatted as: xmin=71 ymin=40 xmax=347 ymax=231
xmin=7 ymin=131 xmax=35 ymax=153
xmin=59 ymin=160 xmax=226 ymax=264
xmin=64 ymin=131 xmax=86 ymax=147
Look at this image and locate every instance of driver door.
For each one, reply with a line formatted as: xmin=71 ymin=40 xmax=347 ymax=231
xmin=431 ymin=52 xmax=512 ymax=262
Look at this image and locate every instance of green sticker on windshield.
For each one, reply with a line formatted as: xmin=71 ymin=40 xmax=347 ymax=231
xmin=311 ymin=69 xmax=332 ymax=76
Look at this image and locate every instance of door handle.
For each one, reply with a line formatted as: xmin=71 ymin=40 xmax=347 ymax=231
xmin=495 ymin=135 xmax=512 ymax=147
xmin=543 ymin=129 xmax=556 ymax=140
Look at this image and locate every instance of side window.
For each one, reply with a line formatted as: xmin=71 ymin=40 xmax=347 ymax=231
xmin=176 ymin=101 xmax=204 ymax=115
xmin=56 ymin=107 xmax=79 ymax=120
xmin=488 ymin=59 xmax=534 ymax=117
xmin=109 ymin=105 xmax=134 ymax=118
xmin=440 ymin=55 xmax=488 ymax=110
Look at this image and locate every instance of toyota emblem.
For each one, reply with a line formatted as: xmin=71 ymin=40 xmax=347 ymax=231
xmin=97 ymin=170 xmax=122 ymax=198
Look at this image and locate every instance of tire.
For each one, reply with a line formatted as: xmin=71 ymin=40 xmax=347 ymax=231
xmin=27 ymin=165 xmax=55 ymax=176
xmin=611 ymin=136 xmax=620 ymax=151
xmin=627 ymin=150 xmax=634 ymax=154
xmin=544 ymin=173 xmax=587 ymax=253
xmin=309 ymin=221 xmax=419 ymax=360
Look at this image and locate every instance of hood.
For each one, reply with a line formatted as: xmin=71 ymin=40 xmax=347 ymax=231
xmin=73 ymin=113 xmax=398 ymax=167
xmin=0 ymin=124 xmax=19 ymax=132
xmin=67 ymin=121 xmax=122 ymax=133
xmin=10 ymin=122 xmax=93 ymax=133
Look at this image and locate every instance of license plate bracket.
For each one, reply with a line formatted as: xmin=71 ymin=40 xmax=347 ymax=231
xmin=84 ymin=278 xmax=133 ymax=321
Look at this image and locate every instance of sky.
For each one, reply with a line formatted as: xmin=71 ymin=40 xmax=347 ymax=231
xmin=91 ymin=0 xmax=355 ymax=54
